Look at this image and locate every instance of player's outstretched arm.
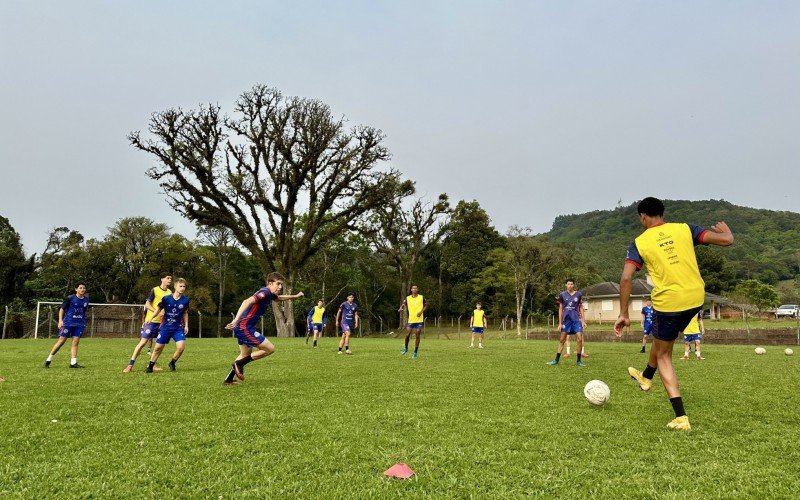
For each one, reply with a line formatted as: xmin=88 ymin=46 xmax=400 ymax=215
xmin=277 ymin=291 xmax=304 ymax=302
xmin=703 ymin=221 xmax=734 ymax=247
xmin=226 ymin=297 xmax=256 ymax=330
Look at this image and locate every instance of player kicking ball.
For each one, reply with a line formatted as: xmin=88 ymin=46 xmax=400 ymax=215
xmin=615 ymin=197 xmax=732 ymax=431
xmin=547 ymin=279 xmax=587 ymax=367
xmin=43 ymin=283 xmax=90 ymax=369
xmin=145 ymin=278 xmax=189 ymax=373
xmin=223 ymin=273 xmax=303 ymax=385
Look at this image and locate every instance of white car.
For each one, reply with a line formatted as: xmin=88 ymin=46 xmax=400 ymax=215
xmin=775 ymin=304 xmax=799 ymax=319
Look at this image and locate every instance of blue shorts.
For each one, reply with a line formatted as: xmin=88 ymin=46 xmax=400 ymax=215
xmin=643 ymin=323 xmax=653 ymax=335
xmin=406 ymin=322 xmax=424 ymax=330
xmin=140 ymin=322 xmax=160 ymax=339
xmin=156 ymin=328 xmax=186 ymax=345
xmin=58 ymin=325 xmax=86 ymax=338
xmin=562 ymin=319 xmax=583 ymax=334
xmin=684 ymin=334 xmax=702 ymax=343
xmin=311 ymin=323 xmax=324 ymax=333
xmin=341 ymin=321 xmax=354 ymax=333
xmin=471 ymin=327 xmax=484 ymax=334
xmin=652 ymin=306 xmax=702 ymax=342
xmin=234 ymin=327 xmax=266 ymax=347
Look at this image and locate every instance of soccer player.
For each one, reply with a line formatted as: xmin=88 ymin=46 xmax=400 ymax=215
xmin=335 ymin=293 xmax=359 ymax=354
xmin=614 ymin=197 xmax=733 ymax=431
xmin=43 ymin=283 xmax=90 ymax=369
xmin=547 ymin=279 xmax=587 ymax=367
xmin=306 ymin=299 xmax=327 ymax=348
xmin=145 ymin=278 xmax=189 ymax=373
xmin=640 ymin=298 xmax=655 ymax=353
xmin=399 ymin=285 xmax=427 ymax=359
xmin=681 ymin=311 xmax=706 ymax=360
xmin=123 ymin=272 xmax=172 ymax=372
xmin=469 ymin=302 xmax=487 ymax=348
xmin=223 ymin=273 xmax=303 ymax=385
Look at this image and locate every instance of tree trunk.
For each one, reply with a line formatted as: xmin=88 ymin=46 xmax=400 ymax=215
xmin=273 ymin=280 xmax=295 ymax=337
xmin=516 ymin=288 xmax=525 ymax=338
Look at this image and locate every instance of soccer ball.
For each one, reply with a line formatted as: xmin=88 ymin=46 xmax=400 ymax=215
xmin=785 ymin=348 xmax=794 ymax=356
xmin=584 ymin=380 xmax=610 ymax=406
xmin=754 ymin=347 xmax=766 ymax=355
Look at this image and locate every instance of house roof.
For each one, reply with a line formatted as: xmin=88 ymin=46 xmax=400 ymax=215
xmin=582 ymin=281 xmax=730 ymax=304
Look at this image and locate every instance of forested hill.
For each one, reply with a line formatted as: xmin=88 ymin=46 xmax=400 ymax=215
xmin=545 ymin=200 xmax=800 ymax=285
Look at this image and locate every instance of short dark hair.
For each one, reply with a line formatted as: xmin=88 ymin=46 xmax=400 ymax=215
xmin=160 ymin=271 xmax=172 ymax=279
xmin=347 ymin=292 xmax=355 ymax=298
xmin=266 ymin=272 xmax=285 ymax=283
xmin=566 ymin=279 xmax=575 ymax=284
xmin=74 ymin=282 xmax=86 ymax=289
xmin=637 ymin=197 xmax=664 ymax=217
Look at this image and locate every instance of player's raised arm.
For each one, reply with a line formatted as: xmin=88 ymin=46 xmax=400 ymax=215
xmin=276 ymin=291 xmax=304 ymax=301
xmin=703 ymin=221 xmax=734 ymax=247
xmin=226 ymin=296 xmax=257 ymax=330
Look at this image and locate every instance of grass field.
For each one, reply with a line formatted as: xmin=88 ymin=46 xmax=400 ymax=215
xmin=1 ymin=337 xmax=798 ymax=498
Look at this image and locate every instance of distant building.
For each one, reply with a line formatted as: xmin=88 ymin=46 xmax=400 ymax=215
xmin=581 ymin=277 xmax=728 ymax=322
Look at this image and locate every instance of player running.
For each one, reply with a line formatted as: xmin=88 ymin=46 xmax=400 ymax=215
xmin=123 ymin=272 xmax=172 ymax=372
xmin=43 ymin=283 xmax=90 ymax=369
xmin=145 ymin=278 xmax=189 ymax=373
xmin=614 ymin=197 xmax=733 ymax=431
xmin=640 ymin=298 xmax=655 ymax=353
xmin=399 ymin=285 xmax=427 ymax=359
xmin=223 ymin=273 xmax=303 ymax=385
xmin=306 ymin=299 xmax=327 ymax=349
xmin=547 ymin=279 xmax=587 ymax=367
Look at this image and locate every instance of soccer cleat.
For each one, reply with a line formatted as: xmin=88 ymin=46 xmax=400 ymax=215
xmin=640 ymin=347 xmax=646 ymax=353
xmin=478 ymin=344 xmax=483 ymax=349
xmin=145 ymin=366 xmax=153 ymax=373
xmin=337 ymin=350 xmax=343 ymax=355
xmin=169 ymin=362 xmax=176 ymax=372
xmin=223 ymin=380 xmax=239 ymax=386
xmin=69 ymin=363 xmax=85 ymax=369
xmin=123 ymin=365 xmax=133 ymax=373
xmin=412 ymin=352 xmax=418 ymax=359
xmin=43 ymin=360 xmax=51 ymax=368
xmin=681 ymin=354 xmax=689 ymax=360
xmin=345 ymin=349 xmax=352 ymax=355
xmin=468 ymin=344 xmax=474 ymax=348
xmin=667 ymin=415 xmax=691 ymax=431
xmin=628 ymin=367 xmax=651 ymax=391
xmin=400 ymin=347 xmax=408 ymax=355
xmin=546 ymin=359 xmax=559 ymax=366
xmin=232 ymin=363 xmax=244 ymax=381
xmin=577 ymin=360 xmax=586 ymax=367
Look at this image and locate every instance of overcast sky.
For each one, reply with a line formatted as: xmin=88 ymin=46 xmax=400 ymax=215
xmin=1 ymin=1 xmax=798 ymax=254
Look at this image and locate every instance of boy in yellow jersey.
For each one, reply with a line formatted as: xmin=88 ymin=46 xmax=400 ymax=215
xmin=469 ymin=302 xmax=487 ymax=348
xmin=399 ymin=285 xmax=426 ymax=359
xmin=123 ymin=272 xmax=172 ymax=372
xmin=306 ymin=299 xmax=327 ymax=348
xmin=681 ymin=311 xmax=705 ymax=360
xmin=614 ymin=197 xmax=732 ymax=431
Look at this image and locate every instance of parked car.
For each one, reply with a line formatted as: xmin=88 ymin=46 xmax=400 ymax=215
xmin=775 ymin=304 xmax=799 ymax=319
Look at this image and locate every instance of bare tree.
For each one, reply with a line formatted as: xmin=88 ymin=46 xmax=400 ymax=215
xmin=198 ymin=225 xmax=235 ymax=337
xmin=129 ymin=84 xmax=409 ymax=336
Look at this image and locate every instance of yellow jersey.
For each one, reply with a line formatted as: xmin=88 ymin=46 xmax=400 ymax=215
xmin=683 ymin=315 xmax=701 ymax=334
xmin=406 ymin=294 xmax=425 ymax=322
xmin=312 ymin=306 xmax=325 ymax=324
xmin=628 ymin=222 xmax=706 ymax=312
xmin=144 ymin=286 xmax=172 ymax=323
xmin=471 ymin=309 xmax=485 ymax=327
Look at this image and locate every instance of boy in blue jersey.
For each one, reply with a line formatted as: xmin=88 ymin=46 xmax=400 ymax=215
xmin=614 ymin=197 xmax=733 ymax=431
xmin=43 ymin=283 xmax=90 ymax=369
xmin=306 ymin=299 xmax=327 ymax=349
xmin=223 ymin=272 xmax=304 ymax=385
xmin=335 ymin=293 xmax=359 ymax=355
xmin=547 ymin=279 xmax=587 ymax=367
xmin=123 ymin=272 xmax=172 ymax=372
xmin=640 ymin=298 xmax=655 ymax=353
xmin=399 ymin=285 xmax=427 ymax=359
xmin=145 ymin=278 xmax=189 ymax=373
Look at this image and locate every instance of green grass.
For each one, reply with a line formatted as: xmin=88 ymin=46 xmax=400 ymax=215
xmin=1 ymin=338 xmax=799 ymax=498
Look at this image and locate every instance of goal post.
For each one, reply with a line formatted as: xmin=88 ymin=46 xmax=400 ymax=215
xmin=34 ymin=301 xmax=145 ymax=339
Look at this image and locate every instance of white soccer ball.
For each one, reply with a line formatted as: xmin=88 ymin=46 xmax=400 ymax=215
xmin=584 ymin=380 xmax=610 ymax=406
xmin=785 ymin=348 xmax=794 ymax=356
xmin=754 ymin=347 xmax=766 ymax=355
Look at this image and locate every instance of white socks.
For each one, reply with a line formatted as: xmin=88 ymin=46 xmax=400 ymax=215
xmin=46 ymin=354 xmax=53 ymax=362
xmin=71 ymin=357 xmax=77 ymax=365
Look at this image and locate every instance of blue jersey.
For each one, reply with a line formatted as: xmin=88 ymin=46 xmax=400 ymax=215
xmin=159 ymin=295 xmax=190 ymax=330
xmin=558 ymin=291 xmax=583 ymax=323
xmin=641 ymin=306 xmax=655 ymax=325
xmin=339 ymin=301 xmax=358 ymax=325
xmin=237 ymin=287 xmax=277 ymax=331
xmin=60 ymin=294 xmax=90 ymax=327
